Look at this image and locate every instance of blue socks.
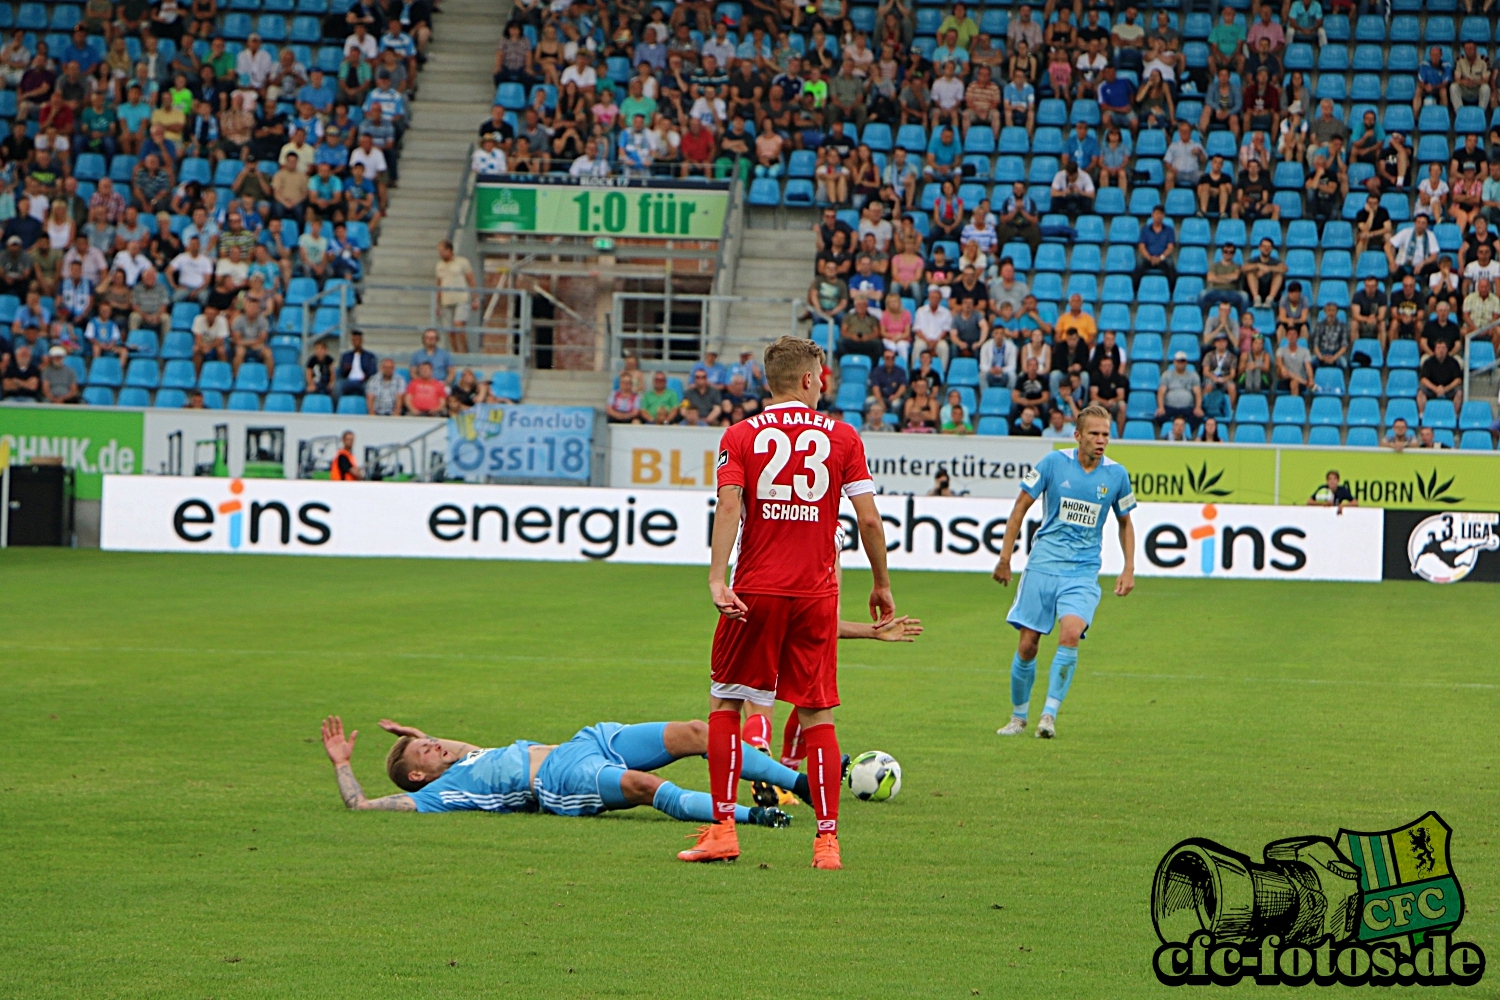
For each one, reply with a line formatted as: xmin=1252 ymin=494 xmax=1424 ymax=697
xmin=1010 ymin=652 xmax=1037 ymax=718
xmin=1044 ymin=646 xmax=1079 ymax=719
xmin=652 ymin=781 xmax=750 ymax=823
xmin=739 ymin=745 xmax=802 ymax=790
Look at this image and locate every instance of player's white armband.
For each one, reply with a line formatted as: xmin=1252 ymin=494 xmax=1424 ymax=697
xmin=842 ymin=478 xmax=876 ymax=497
xmin=1117 ymin=491 xmax=1137 ymax=514
xmin=1020 ymin=467 xmax=1042 ymax=490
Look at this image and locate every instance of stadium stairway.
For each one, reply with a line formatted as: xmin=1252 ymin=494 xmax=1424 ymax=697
xmin=356 ymin=0 xmax=505 ymax=354
xmin=726 ymin=220 xmax=820 ymax=353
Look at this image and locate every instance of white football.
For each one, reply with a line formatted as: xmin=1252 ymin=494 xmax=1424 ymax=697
xmin=847 ymin=750 xmax=902 ymax=801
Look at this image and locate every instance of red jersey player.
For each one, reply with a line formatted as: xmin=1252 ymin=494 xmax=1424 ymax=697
xmin=677 ymin=336 xmax=895 ymax=870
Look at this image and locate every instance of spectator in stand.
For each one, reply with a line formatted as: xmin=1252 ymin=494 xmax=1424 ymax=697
xmin=1463 ymin=276 xmax=1500 ymax=351
xmin=336 ymin=329 xmax=378 ymax=402
xmin=1050 ymin=160 xmax=1095 ymax=218
xmin=807 ymin=258 xmax=849 ymax=327
xmin=1011 ymin=403 xmax=1042 ymax=436
xmin=1243 ymin=237 xmax=1288 ymax=309
xmin=41 ymin=346 xmax=79 ymax=403
xmin=913 ymin=286 xmax=953 ymax=364
xmin=1418 ymin=339 xmax=1464 ymax=416
xmin=1201 ymin=333 xmax=1239 ymax=419
xmin=679 ymin=369 xmax=723 ymax=426
xmin=1 ymin=343 xmax=41 ymax=400
xmin=1310 ymin=302 xmax=1350 ymax=370
xmin=839 ymin=297 xmax=883 ymax=361
xmin=1049 ymin=324 xmax=1090 ymax=397
xmin=230 ymin=298 xmax=273 ymax=377
xmin=1011 ymin=356 xmax=1049 ymax=418
xmin=1382 ymin=416 xmax=1418 ymax=450
xmin=903 ymin=376 xmax=939 ymax=432
xmin=410 ymin=328 xmax=454 ymax=384
xmin=366 ymin=357 xmax=406 ymax=416
xmin=1089 ymin=355 xmax=1129 ymax=432
xmin=1135 ymin=205 xmax=1177 ymax=283
xmin=1308 ymin=470 xmax=1358 ymax=511
xmin=869 ymin=348 xmax=909 ymax=410
xmin=1275 ymin=327 xmax=1315 ymax=396
xmin=640 ymin=371 xmax=681 ymax=424
xmin=305 ymin=339 xmax=334 ymax=396
xmin=691 ymin=351 xmax=727 ymax=389
xmin=435 ymin=240 xmax=476 ymax=354
xmin=402 ymin=361 xmax=449 ymax=416
xmin=1164 ymin=120 xmax=1207 ymax=191
xmin=1156 ymin=351 xmax=1203 ymax=433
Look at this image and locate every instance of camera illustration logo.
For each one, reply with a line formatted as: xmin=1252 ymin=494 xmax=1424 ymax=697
xmin=1151 ymin=813 xmax=1486 ymax=987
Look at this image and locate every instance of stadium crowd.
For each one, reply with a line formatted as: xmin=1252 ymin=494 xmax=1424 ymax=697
xmin=0 ymin=0 xmax=427 ymax=409
xmin=539 ymin=0 xmax=1500 ymax=446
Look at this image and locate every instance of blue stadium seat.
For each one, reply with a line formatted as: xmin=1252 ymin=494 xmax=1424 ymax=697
xmin=1164 ymin=188 xmax=1197 ymax=216
xmin=1315 ymin=75 xmax=1347 ymax=101
xmin=861 ymin=122 xmax=891 ymax=152
xmin=1461 ymin=400 xmax=1494 ymax=429
xmin=1129 ymin=364 xmax=1160 ymax=391
xmin=1352 ymin=45 xmax=1385 ymax=71
xmin=1346 ymin=369 xmax=1382 ymax=400
xmin=1273 ymin=191 xmax=1303 ymax=219
xmin=1460 ymin=430 xmax=1493 ymax=450
xmin=1386 ymin=397 xmax=1420 ymax=426
xmin=999 ymin=127 xmax=1029 ymax=153
xmin=290 ymin=15 xmax=322 ymax=41
xmin=1131 ymin=332 xmax=1163 ymax=361
xmin=1234 ymin=423 xmax=1268 ymax=443
xmin=1205 ymin=131 xmax=1238 ymax=159
xmin=1283 ymin=221 xmax=1317 ymax=249
xmin=1316 ymin=282 xmax=1350 ymax=308
xmin=300 ymin=393 xmax=334 ymax=413
xmin=1271 ymin=425 xmax=1305 ymax=444
xmin=1094 ymin=188 xmax=1126 ymax=215
xmin=1284 ymin=43 xmax=1314 ymax=70
xmin=261 ymin=392 xmax=295 ymax=412
xmin=782 ymin=179 xmax=814 ymax=206
xmin=151 ymin=388 xmax=185 ymax=408
xmin=994 ymin=156 xmax=1025 ymax=183
xmin=124 ymin=358 xmax=159 ymax=388
xmin=1099 ymin=303 xmax=1131 ymax=329
xmin=976 ymin=416 xmax=1009 ymax=436
xmin=1167 ymin=332 xmax=1201 ymax=361
xmin=1387 ymin=340 xmax=1420 ymax=369
xmin=1027 ymin=156 xmax=1057 ymax=184
xmin=1122 ymin=420 xmax=1155 ymax=440
xmin=1037 ymin=99 xmax=1068 ymax=127
xmin=1423 ymin=399 xmax=1458 ymax=429
xmin=1346 ymin=426 xmax=1379 ymax=446
xmin=1173 ymin=277 xmax=1205 ymax=304
xmin=978 ymin=388 xmax=1010 ymax=416
xmin=227 ymin=390 xmax=261 ymax=411
xmin=1235 ymin=394 xmax=1271 ymax=424
xmin=1170 ymin=308 xmax=1202 ymax=335
xmin=947 ymin=358 xmax=979 ymax=387
xmin=1308 ymin=425 xmax=1342 ymax=446
xmin=1357 ymin=14 xmax=1388 ymax=40
xmin=1214 ymin=219 xmax=1247 ymax=247
xmin=1470 ymin=340 xmax=1497 ymax=370
xmin=234 ymin=362 xmax=269 ymax=393
xmin=199 ymin=361 xmax=233 ymax=391
xmin=1419 ymin=105 xmax=1451 ymax=134
xmin=1273 ymin=161 xmax=1304 ymax=189
xmin=1179 ymin=217 xmax=1210 ymax=246
xmin=964 ymin=126 xmax=995 ymax=154
xmin=126 ymin=328 xmax=158 ymax=359
xmin=1032 ymin=274 xmax=1064 ymax=300
xmin=1273 ymin=395 xmax=1307 ymax=425
xmin=787 ymin=149 xmax=816 ymax=178
xmin=1137 ymin=277 xmax=1171 ymax=304
xmin=1075 ymin=215 xmax=1106 ymax=243
xmin=1387 ymin=75 xmax=1417 ymax=104
xmin=1318 ymin=46 xmax=1350 ymax=72
xmin=1417 ymin=135 xmax=1450 ymax=163
xmin=1176 ymin=247 xmax=1209 ymax=276
xmin=1102 ymin=274 xmax=1135 ymax=303
xmin=1136 ymin=130 xmax=1167 ymax=158
xmin=1386 ymin=370 xmax=1420 ymax=401
xmin=896 ymin=124 xmax=927 ymax=152
xmin=1319 ymin=251 xmax=1353 ymax=279
xmin=1127 ymin=188 xmax=1160 ymax=215
xmin=82 ymin=386 xmax=115 ymax=406
xmin=746 ymin=178 xmax=779 ymax=206
xmin=1455 ymin=106 xmax=1487 ymax=134
xmin=1313 ymin=367 xmax=1346 ymax=397
xmin=1309 ymin=396 xmax=1344 ymax=425
xmin=1356 ymin=252 xmax=1389 ymax=279
xmin=1425 ymin=15 xmax=1456 ymax=42
xmin=1035 ymin=244 xmax=1066 ymax=272
xmin=1070 ymin=245 xmax=1102 ymax=273
xmin=1127 ymin=392 xmax=1157 ymax=420
xmin=336 ymin=395 xmax=367 ymax=415
xmin=1184 ymin=12 xmax=1213 ymax=38
xmin=87 ymin=357 xmax=122 ymax=387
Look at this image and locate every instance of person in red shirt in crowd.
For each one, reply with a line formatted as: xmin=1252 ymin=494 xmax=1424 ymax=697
xmin=678 ymin=336 xmax=895 ymax=871
xmin=402 ymin=361 xmax=449 ymax=416
xmin=680 ymin=117 xmax=717 ymax=178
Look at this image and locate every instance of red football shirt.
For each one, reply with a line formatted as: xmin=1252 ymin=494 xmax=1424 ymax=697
xmin=716 ymin=401 xmax=875 ymax=597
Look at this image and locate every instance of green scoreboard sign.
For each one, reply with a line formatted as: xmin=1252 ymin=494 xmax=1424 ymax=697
xmin=475 ymin=182 xmax=730 ymax=239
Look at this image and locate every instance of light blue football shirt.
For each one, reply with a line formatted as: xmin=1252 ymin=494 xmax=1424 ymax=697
xmin=408 ymin=741 xmax=540 ymax=813
xmin=1019 ymin=448 xmax=1136 ymax=577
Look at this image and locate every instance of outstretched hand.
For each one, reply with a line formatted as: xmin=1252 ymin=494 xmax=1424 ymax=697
xmin=378 ymin=719 xmax=427 ymax=739
xmin=872 ymin=615 xmax=923 ymax=642
xmin=322 ymin=715 xmax=357 ymax=767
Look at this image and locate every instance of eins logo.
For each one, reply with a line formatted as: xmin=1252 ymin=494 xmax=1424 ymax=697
xmin=173 ymin=479 xmax=332 ymax=549
xmin=1143 ymin=504 xmax=1308 ymax=575
xmin=1151 ymin=813 xmax=1486 ymax=987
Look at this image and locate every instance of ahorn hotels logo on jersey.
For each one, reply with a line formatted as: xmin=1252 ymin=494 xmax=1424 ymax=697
xmin=171 ymin=479 xmax=332 ymax=550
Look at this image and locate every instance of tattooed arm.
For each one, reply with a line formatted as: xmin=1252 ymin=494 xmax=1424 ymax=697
xmin=322 ymin=715 xmax=416 ymax=812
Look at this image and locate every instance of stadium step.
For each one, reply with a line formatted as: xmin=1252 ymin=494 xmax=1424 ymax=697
xmin=359 ymin=0 xmax=505 ymax=356
xmin=522 ymin=370 xmax=614 ymax=407
xmin=727 ymin=228 xmax=819 ymax=354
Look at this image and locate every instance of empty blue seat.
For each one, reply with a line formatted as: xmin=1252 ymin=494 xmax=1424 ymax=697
xmin=151 ymin=388 xmax=185 ymax=408
xmin=199 ymin=361 xmax=233 ymax=391
xmin=1315 ymin=75 xmax=1347 ymax=101
xmin=1352 ymin=44 xmax=1385 ymax=71
xmin=222 ymin=12 xmax=253 ymax=38
xmin=234 ymin=362 xmax=269 ymax=392
xmin=1176 ymin=247 xmax=1208 ymax=276
xmin=1037 ymin=99 xmax=1068 ymax=127
xmin=1094 ymin=188 xmax=1126 ymax=215
xmin=258 ymin=13 xmax=288 ymax=39
xmin=1131 ymin=332 xmax=1164 ymax=360
xmin=1347 ymin=368 xmax=1383 ymax=399
xmin=1127 ymin=188 xmax=1160 ymax=215
xmin=1425 ymin=15 xmax=1456 ymax=41
xmin=1099 ymin=303 xmax=1131 ymax=329
xmin=1460 ymin=430 xmax=1493 ymax=449
xmin=1417 ymin=135 xmax=1450 ymax=163
xmin=1129 ymin=364 xmax=1160 ymax=391
xmin=1070 ymin=244 xmax=1102 ymax=273
xmin=1235 ymin=394 xmax=1271 ymax=423
xmin=1273 ymin=161 xmax=1304 ymax=189
xmin=1284 ymin=43 xmax=1314 ymax=70
xmin=1122 ymin=420 xmax=1155 ymax=440
xmin=1137 ymin=276 xmax=1171 ymax=304
xmin=81 ymin=386 xmax=115 ymax=406
xmin=1386 ymin=397 xmax=1420 ymax=426
xmin=999 ymin=127 xmax=1029 ymax=153
xmin=1460 ymin=400 xmax=1494 ymax=429
xmin=290 ymin=15 xmax=322 ymax=41
xmin=1308 ymin=425 xmax=1342 ymax=446
xmin=1271 ymin=425 xmax=1305 ymax=444
xmin=1387 ymin=340 xmax=1420 ymax=369
xmin=336 ymin=395 xmax=367 ymax=415
xmin=1205 ymin=131 xmax=1238 ymax=159
xmin=1456 ymin=106 xmax=1487 ymax=134
xmin=746 ymin=178 xmax=779 ymax=206
xmin=1233 ymin=423 xmax=1268 ymax=443
xmin=1346 ymin=426 xmax=1379 ymax=446
xmin=1470 ymin=340 xmax=1496 ymax=370
xmin=1127 ymin=392 xmax=1157 ymax=420
xmin=1419 ymin=105 xmax=1451 ymax=133
xmin=227 ymin=390 xmax=261 ymax=411
xmin=87 ymin=356 xmax=122 ymax=387
xmin=963 ymin=126 xmax=994 ymax=154
xmin=1319 ymin=251 xmax=1353 ymax=279
xmin=1164 ymin=188 xmax=1198 ymax=216
xmin=896 ymin=124 xmax=927 ymax=152
xmin=300 ymin=393 xmax=333 ymax=413
xmin=1273 ymin=395 xmax=1307 ymax=425
xmin=947 ymin=358 xmax=979 ymax=387
xmin=860 ymin=122 xmax=891 ymax=152
xmin=1214 ymin=219 xmax=1247 ymax=247
xmin=1386 ymin=370 xmax=1420 ymax=400
xmin=1075 ymin=215 xmax=1106 ymax=243
xmin=1179 ymin=217 xmax=1211 ymax=246
xmin=1167 ymin=332 xmax=1201 ymax=361
xmin=1273 ymin=191 xmax=1303 ymax=219
xmin=1357 ymin=14 xmax=1388 ymax=40
xmin=124 ymin=358 xmax=160 ymax=388
xmin=1350 ymin=73 xmax=1383 ymax=102
xmin=1310 ymin=396 xmax=1344 ymax=425
xmin=1423 ymin=399 xmax=1458 ymax=428
xmin=1313 ymin=367 xmax=1346 ymax=397
xmin=262 ymin=392 xmax=295 ymax=412
xmin=1318 ymin=46 xmax=1350 ymax=72
xmin=787 ymin=149 xmax=816 ymax=178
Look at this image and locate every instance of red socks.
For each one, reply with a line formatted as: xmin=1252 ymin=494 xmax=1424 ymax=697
xmin=740 ymin=712 xmax=771 ymax=754
xmin=780 ymin=713 xmax=805 ymax=769
xmin=708 ymin=710 xmax=741 ymax=822
xmin=802 ymin=723 xmax=840 ymax=835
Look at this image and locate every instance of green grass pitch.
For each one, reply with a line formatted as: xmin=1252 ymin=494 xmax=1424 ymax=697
xmin=1 ymin=549 xmax=1496 ymax=998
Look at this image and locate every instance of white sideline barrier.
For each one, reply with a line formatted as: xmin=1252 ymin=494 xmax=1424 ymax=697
xmin=608 ymin=424 xmax=1052 ymax=497
xmin=100 ymin=477 xmax=1384 ymax=581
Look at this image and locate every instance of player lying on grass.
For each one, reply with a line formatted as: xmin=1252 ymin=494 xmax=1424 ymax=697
xmin=319 ymin=716 xmax=808 ymax=827
xmin=992 ymin=403 xmax=1136 ymax=740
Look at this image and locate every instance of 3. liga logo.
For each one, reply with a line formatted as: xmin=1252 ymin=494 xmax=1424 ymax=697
xmin=1405 ymin=512 xmax=1500 ymax=584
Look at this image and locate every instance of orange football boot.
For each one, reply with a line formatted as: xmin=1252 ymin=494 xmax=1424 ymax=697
xmin=811 ymin=832 xmax=842 ymax=870
xmin=677 ymin=820 xmax=740 ymax=863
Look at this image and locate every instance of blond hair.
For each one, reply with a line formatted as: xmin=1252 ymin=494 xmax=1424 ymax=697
xmin=764 ymin=336 xmax=826 ymax=394
xmin=1075 ymin=404 xmax=1114 ymax=433
xmin=385 ymin=736 xmax=426 ymax=792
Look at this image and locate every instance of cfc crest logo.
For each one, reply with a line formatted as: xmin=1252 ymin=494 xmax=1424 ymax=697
xmin=1151 ymin=813 xmax=1485 ymax=987
xmin=1406 ymin=512 xmax=1500 ymax=583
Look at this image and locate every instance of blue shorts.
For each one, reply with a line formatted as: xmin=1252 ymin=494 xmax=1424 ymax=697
xmin=532 ymin=722 xmax=675 ymax=817
xmin=1006 ymin=570 xmax=1101 ymax=637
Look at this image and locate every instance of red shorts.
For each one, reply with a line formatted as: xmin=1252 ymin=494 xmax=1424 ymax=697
xmin=710 ymin=593 xmax=840 ymax=710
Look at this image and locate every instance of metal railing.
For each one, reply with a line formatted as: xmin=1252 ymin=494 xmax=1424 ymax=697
xmin=610 ymin=292 xmax=803 ymax=367
xmin=349 ymin=283 xmax=532 ymax=364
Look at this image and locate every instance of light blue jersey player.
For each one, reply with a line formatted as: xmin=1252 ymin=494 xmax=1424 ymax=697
xmin=991 ymin=406 xmax=1137 ymax=739
xmin=319 ymin=715 xmax=808 ymax=827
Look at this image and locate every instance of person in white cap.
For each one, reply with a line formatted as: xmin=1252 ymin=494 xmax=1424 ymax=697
xmin=41 ymin=344 xmax=79 ymax=403
xmin=470 ymin=132 xmax=508 ymax=174
xmin=1155 ymin=349 xmax=1204 ymax=433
